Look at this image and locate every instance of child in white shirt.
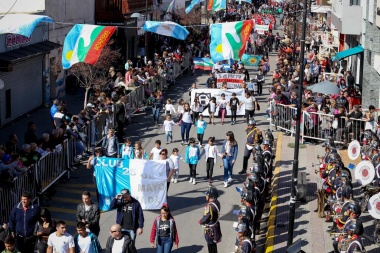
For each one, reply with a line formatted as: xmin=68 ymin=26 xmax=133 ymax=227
xmin=149 ymin=140 xmax=162 ymax=160
xmin=169 ymin=148 xmax=182 ymax=183
xmin=165 ymin=98 xmax=176 ymax=115
xmin=163 ymin=114 xmax=176 ymax=144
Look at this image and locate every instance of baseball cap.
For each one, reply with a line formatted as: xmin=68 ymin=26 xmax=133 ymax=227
xmin=120 ymin=188 xmax=130 ymax=195
xmin=86 ymin=103 xmax=95 ymax=108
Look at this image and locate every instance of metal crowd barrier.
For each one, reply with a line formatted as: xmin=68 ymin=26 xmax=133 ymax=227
xmin=0 ymin=188 xmax=18 ymax=223
xmin=269 ymin=101 xmax=373 ymax=144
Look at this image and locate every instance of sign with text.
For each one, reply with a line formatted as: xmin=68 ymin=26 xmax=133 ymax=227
xmin=191 ymin=88 xmax=246 ymax=116
xmin=129 ymin=159 xmax=167 ymax=210
xmin=95 ymin=157 xmax=167 ymax=211
xmin=216 ymin=73 xmax=245 ymax=88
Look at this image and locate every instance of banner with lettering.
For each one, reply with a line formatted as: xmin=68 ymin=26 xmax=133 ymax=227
xmin=215 ymin=73 xmax=245 ymax=88
xmin=95 ymin=157 xmax=167 ymax=211
xmin=129 ymin=159 xmax=167 ymax=210
xmin=190 ymin=88 xmax=246 ymax=116
xmin=94 ymin=157 xmax=130 ymax=211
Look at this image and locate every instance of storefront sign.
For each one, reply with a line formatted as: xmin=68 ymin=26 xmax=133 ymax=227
xmin=5 ymin=34 xmax=31 ymax=48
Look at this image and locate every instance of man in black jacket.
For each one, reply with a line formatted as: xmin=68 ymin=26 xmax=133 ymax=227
xmin=76 ymin=191 xmax=100 ymax=236
xmin=106 ymin=224 xmax=136 ymax=253
xmin=115 ymin=96 xmax=127 ymax=142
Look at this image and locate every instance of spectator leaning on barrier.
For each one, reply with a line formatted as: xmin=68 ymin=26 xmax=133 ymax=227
xmin=9 ymin=191 xmax=41 ymax=253
xmin=110 ymin=188 xmax=144 ymax=242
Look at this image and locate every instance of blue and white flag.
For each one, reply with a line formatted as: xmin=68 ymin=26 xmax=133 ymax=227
xmin=0 ymin=14 xmax=54 ymax=37
xmin=95 ymin=157 xmax=130 ymax=211
xmin=185 ymin=0 xmax=204 ymax=14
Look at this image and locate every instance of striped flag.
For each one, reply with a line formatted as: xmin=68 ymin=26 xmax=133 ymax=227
xmin=185 ymin=0 xmax=204 ymax=14
xmin=207 ymin=0 xmax=226 ymax=11
xmin=167 ymin=0 xmax=175 ymax=13
xmin=194 ymin=58 xmax=214 ymax=70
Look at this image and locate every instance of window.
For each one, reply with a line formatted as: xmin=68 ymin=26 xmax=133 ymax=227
xmin=350 ymin=0 xmax=360 ymax=5
xmin=368 ymin=49 xmax=372 ymax=65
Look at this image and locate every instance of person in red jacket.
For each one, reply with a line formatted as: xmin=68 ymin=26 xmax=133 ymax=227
xmin=150 ymin=204 xmax=179 ymax=253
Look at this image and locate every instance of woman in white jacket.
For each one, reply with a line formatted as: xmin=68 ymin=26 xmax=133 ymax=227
xmin=203 ymin=136 xmax=220 ymax=185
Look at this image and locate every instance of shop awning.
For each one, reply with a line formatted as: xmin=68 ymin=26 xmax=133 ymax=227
xmin=332 ymin=45 xmax=364 ymax=61
xmin=0 ymin=40 xmax=61 ymax=64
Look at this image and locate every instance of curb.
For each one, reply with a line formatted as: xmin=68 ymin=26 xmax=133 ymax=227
xmin=264 ymin=132 xmax=283 ymax=253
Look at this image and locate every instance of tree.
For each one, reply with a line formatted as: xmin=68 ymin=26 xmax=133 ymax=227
xmin=51 ymin=41 xmax=121 ymax=108
xmin=173 ymin=7 xmax=202 ymax=35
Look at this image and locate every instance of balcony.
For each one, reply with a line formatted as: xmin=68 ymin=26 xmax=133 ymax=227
xmin=331 ymin=0 xmax=362 ymax=35
xmin=122 ymin=0 xmax=154 ymax=14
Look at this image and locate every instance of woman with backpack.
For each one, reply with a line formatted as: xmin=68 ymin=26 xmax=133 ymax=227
xmin=150 ymin=204 xmax=179 ymax=253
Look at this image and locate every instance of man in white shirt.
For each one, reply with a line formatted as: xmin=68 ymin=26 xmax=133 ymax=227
xmin=105 ymin=224 xmax=136 ymax=253
xmin=47 ymin=221 xmax=75 ymax=253
xmin=74 ymin=222 xmax=102 ymax=253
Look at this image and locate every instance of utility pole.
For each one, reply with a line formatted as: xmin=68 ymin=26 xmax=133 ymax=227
xmin=287 ymin=0 xmax=308 ymax=248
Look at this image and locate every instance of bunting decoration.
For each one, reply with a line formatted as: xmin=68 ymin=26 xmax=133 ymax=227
xmin=209 ymin=20 xmax=254 ymax=63
xmin=185 ymin=0 xmax=204 ymax=14
xmin=62 ymin=24 xmax=116 ymax=69
xmin=193 ymin=58 xmax=214 ymax=70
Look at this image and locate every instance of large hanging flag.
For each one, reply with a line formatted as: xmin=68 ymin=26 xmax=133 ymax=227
xmin=167 ymin=0 xmax=175 ymax=13
xmin=194 ymin=58 xmax=214 ymax=70
xmin=0 ymin=14 xmax=54 ymax=37
xmin=207 ymin=0 xmax=226 ymax=11
xmin=62 ymin=24 xmax=116 ymax=69
xmin=241 ymin=54 xmax=262 ymax=66
xmin=142 ymin=21 xmax=189 ymax=40
xmin=210 ymin=20 xmax=254 ymax=63
xmin=185 ymin=0 xmax=204 ymax=14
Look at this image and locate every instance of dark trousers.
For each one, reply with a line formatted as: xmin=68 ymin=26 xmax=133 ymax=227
xmin=245 ymin=110 xmax=255 ymax=124
xmin=36 ymin=240 xmax=48 ymax=253
xmin=16 ymin=235 xmax=36 ymax=253
xmin=116 ymin=121 xmax=125 ymax=142
xmin=167 ymin=182 xmax=170 ymax=193
xmin=207 ymin=242 xmax=218 ymax=253
xmin=192 ymin=112 xmax=200 ymax=124
xmin=181 ymin=122 xmax=192 ymax=142
xmin=206 ymin=158 xmax=214 ymax=179
xmin=197 ymin=133 xmax=204 ymax=145
xmin=231 ymin=109 xmax=237 ymax=122
xmin=189 ymin=164 xmax=197 ymax=178
xmin=243 ymin=147 xmax=254 ymax=172
xmin=257 ymin=82 xmax=263 ymax=95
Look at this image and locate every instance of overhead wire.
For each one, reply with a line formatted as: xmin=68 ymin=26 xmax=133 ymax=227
xmin=0 ymin=0 xmax=18 ymax=20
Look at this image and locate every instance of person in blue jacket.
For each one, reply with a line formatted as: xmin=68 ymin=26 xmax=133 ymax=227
xmin=195 ymin=114 xmax=207 ymax=147
xmin=184 ymin=138 xmax=201 ymax=185
xmin=110 ymin=189 xmax=144 ymax=244
xmin=220 ymin=131 xmax=238 ymax=188
xmin=74 ymin=222 xmax=102 ymax=253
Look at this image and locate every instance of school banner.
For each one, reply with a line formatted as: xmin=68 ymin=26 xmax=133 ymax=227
xmin=215 ymin=73 xmax=245 ymax=88
xmin=255 ymin=24 xmax=269 ymax=34
xmin=95 ymin=158 xmax=167 ymax=211
xmin=191 ymin=88 xmax=246 ymax=116
xmin=129 ymin=159 xmax=167 ymax=210
xmin=95 ymin=157 xmax=130 ymax=211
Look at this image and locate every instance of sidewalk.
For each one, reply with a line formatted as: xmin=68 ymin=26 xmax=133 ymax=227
xmin=266 ymin=133 xmax=378 ymax=252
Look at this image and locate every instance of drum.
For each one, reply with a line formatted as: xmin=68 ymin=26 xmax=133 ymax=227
xmin=332 ymin=202 xmax=342 ymax=215
xmin=338 ymin=238 xmax=350 ymax=252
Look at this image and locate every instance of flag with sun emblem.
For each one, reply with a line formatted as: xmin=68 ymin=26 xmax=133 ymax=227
xmin=62 ymin=24 xmax=116 ymax=69
xmin=209 ymin=20 xmax=253 ymax=63
xmin=241 ymin=54 xmax=262 ymax=66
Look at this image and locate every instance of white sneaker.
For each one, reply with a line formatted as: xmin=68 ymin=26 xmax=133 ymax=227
xmin=224 ymin=181 xmax=228 ymax=188
xmin=227 ymin=177 xmax=233 ymax=183
xmin=193 ymin=178 xmax=196 ymax=185
xmin=171 ymin=178 xmax=174 ymax=183
xmin=189 ymin=177 xmax=193 ymax=183
xmin=174 ymin=179 xmax=178 ymax=183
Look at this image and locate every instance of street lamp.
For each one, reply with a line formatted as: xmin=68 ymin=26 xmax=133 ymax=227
xmin=287 ymin=0 xmax=308 ymax=248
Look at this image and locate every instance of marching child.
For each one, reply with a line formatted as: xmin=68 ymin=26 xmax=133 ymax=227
xmin=170 ymin=148 xmax=182 ymax=183
xmin=164 ymin=98 xmax=176 ymax=115
xmin=163 ymin=114 xmax=176 ymax=144
xmin=149 ymin=140 xmax=162 ymax=160
xmin=133 ymin=141 xmax=148 ymax=160
xmin=195 ymin=114 xmax=207 ymax=147
xmin=120 ymin=138 xmax=134 ymax=159
xmin=184 ymin=138 xmax=201 ymax=185
xmin=204 ymin=136 xmax=219 ymax=185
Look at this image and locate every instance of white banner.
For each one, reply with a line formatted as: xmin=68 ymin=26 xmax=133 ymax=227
xmin=255 ymin=24 xmax=269 ymax=34
xmin=215 ymin=73 xmax=245 ymax=88
xmin=191 ymin=88 xmax=246 ymax=116
xmin=129 ymin=159 xmax=167 ymax=210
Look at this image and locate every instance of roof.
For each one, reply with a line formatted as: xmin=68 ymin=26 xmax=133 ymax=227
xmin=0 ymin=40 xmax=61 ymax=64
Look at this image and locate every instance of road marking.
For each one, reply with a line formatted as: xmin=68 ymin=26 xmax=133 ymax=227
xmin=265 ymin=132 xmax=282 ymax=253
